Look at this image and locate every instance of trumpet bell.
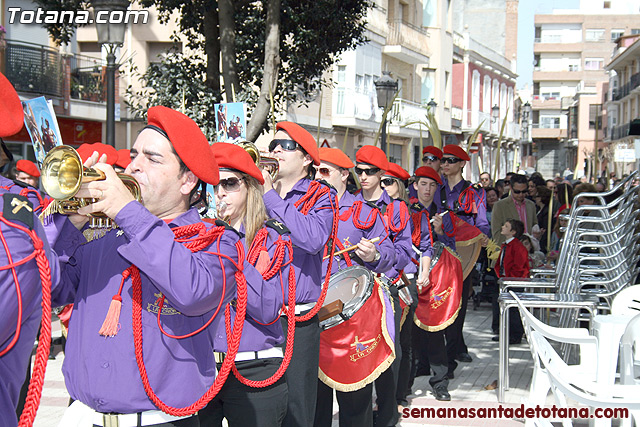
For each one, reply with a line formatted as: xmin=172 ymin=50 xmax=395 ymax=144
xmin=239 ymin=141 xmax=279 ymax=180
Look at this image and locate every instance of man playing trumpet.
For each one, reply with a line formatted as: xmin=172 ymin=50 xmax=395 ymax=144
xmin=46 ymin=106 xmax=254 ymax=426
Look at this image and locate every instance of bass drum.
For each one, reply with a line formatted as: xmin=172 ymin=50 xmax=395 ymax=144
xmin=414 ymin=242 xmax=464 ymax=332
xmin=456 ymin=239 xmax=482 ymax=280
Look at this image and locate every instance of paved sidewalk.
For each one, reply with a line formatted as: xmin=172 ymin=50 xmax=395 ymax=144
xmin=32 ymin=301 xmax=535 ymax=426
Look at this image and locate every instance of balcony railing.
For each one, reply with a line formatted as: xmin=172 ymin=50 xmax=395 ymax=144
xmin=4 ymin=40 xmax=63 ymax=97
xmin=387 ymin=19 xmax=428 ymax=54
xmin=4 ymin=40 xmax=108 ymax=102
xmin=610 ymin=122 xmax=630 ymax=140
xmin=611 ymin=72 xmax=640 ymax=101
xmin=69 ymin=54 xmax=107 ymax=102
xmin=390 ymin=98 xmax=430 ymax=130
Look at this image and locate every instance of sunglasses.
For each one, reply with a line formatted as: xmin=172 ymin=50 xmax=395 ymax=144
xmin=214 ymin=177 xmax=245 ymax=193
xmin=441 ymin=157 xmax=463 ymax=164
xmin=316 ymin=167 xmax=334 ymax=176
xmin=269 ymin=139 xmax=299 ymax=152
xmin=511 ymin=189 xmax=527 ymax=194
xmin=354 ymin=167 xmax=381 ymax=176
xmin=381 ymin=178 xmax=397 ymax=186
xmin=422 ymin=155 xmax=439 ymax=162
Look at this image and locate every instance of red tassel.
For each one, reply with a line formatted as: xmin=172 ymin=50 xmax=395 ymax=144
xmin=99 ymin=295 xmax=123 ymax=337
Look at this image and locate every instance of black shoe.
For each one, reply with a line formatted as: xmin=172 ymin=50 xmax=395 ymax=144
xmin=446 ymin=371 xmax=455 ymax=379
xmin=432 ymin=384 xmax=451 ymax=401
xmin=492 ymin=335 xmax=500 ymax=342
xmin=455 ymin=352 xmax=472 ymax=363
xmin=509 ymin=337 xmax=522 ymax=345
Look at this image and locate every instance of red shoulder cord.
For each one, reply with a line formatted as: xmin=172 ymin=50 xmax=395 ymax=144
xmin=411 ymin=210 xmax=434 ymax=248
xmin=292 ymin=181 xmax=339 ymax=322
xmin=230 ymin=227 xmax=296 ymax=387
xmin=131 ymin=223 xmax=248 ymax=416
xmin=0 ymin=214 xmax=53 ymax=427
xmin=384 ymin=201 xmax=410 ymax=238
xmin=18 ymin=188 xmax=45 ymax=214
xmin=458 ymin=186 xmax=485 ymax=214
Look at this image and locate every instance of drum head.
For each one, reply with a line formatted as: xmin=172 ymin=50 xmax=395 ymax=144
xmin=320 ymin=266 xmax=374 ymax=330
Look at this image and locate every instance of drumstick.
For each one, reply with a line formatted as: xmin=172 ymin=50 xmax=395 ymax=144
xmin=430 ymin=210 xmax=449 ymax=224
xmin=324 ymin=237 xmax=381 ymax=260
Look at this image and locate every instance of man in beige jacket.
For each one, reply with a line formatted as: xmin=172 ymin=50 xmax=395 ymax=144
xmin=491 ymin=174 xmax=537 ymax=246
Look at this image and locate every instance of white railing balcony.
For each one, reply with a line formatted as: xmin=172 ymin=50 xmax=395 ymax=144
xmin=333 ymin=87 xmax=380 ymax=122
xmin=390 ymin=98 xmax=430 ymax=130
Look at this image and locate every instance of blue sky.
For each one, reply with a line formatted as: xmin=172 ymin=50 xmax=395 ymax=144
xmin=517 ymin=0 xmax=580 ymax=89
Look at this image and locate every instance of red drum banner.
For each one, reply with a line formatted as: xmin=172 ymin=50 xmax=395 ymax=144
xmin=449 ymin=213 xmax=484 ymax=279
xmin=414 ymin=244 xmax=463 ymax=332
xmin=319 ymin=280 xmax=395 ymax=392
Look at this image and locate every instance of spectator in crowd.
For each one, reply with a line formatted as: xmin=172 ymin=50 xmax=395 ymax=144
xmin=503 ymin=173 xmax=515 ymax=197
xmin=495 ymin=179 xmax=506 ymax=199
xmin=556 ymin=183 xmax=573 ymax=208
xmin=485 ymin=187 xmax=499 ymax=224
xmin=548 ymin=207 xmax=570 ymax=263
xmin=546 ymin=179 xmax=556 ymax=194
xmin=520 ymin=234 xmax=545 ymax=268
xmin=491 ymin=174 xmax=538 ymax=246
xmin=573 ymin=183 xmax=598 ymax=207
xmin=534 ymin=186 xmax=554 ymax=253
xmin=479 ymin=172 xmax=493 ymax=188
xmin=527 ymin=179 xmax=538 ymax=201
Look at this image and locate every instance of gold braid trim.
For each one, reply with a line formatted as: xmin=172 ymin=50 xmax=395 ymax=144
xmin=413 ymin=300 xmax=461 ymax=332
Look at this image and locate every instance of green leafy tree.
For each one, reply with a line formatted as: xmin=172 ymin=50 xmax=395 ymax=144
xmin=34 ymin=0 xmax=372 ymax=140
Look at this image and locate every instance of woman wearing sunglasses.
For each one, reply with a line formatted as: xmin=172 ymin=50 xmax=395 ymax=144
xmin=198 ymin=142 xmax=291 ymax=427
xmin=313 ymin=147 xmax=395 ymax=427
xmin=381 ymin=162 xmax=410 ymax=204
xmin=354 ymin=145 xmax=414 ymax=427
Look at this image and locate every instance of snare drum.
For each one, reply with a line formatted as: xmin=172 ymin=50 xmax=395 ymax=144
xmin=319 ymin=266 xmax=375 ymax=330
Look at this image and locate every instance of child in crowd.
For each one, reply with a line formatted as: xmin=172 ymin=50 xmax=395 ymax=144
xmin=520 ymin=234 xmax=545 ymax=268
xmin=494 ymin=219 xmax=530 ymax=344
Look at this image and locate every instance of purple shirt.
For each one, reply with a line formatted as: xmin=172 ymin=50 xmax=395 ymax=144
xmin=435 ymin=178 xmax=490 ymax=236
xmin=263 ymin=179 xmax=336 ymax=304
xmin=324 ymin=191 xmax=395 ymax=274
xmin=0 ymin=175 xmax=45 ymax=215
xmin=47 ymin=202 xmax=238 ymax=413
xmin=213 ymin=226 xmax=286 ymax=352
xmin=0 ymin=191 xmax=59 ymax=426
xmin=356 ymin=191 xmax=413 ymax=279
xmin=410 ymin=201 xmax=456 ymax=252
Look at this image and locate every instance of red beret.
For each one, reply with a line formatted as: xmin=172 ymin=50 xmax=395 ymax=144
xmin=76 ymin=142 xmax=118 ymax=165
xmin=0 ymin=72 xmax=24 ymax=137
xmin=422 ymin=146 xmax=443 ymax=159
xmin=16 ymin=159 xmax=40 ymax=178
xmin=442 ymin=145 xmax=470 ymax=161
xmin=211 ymin=143 xmax=264 ymax=184
xmin=355 ymin=145 xmax=389 ymax=171
xmin=116 ymin=149 xmax=131 ymax=169
xmin=385 ymin=163 xmax=410 ymax=181
xmin=276 ymin=121 xmax=320 ymax=166
xmin=318 ymin=147 xmax=354 ymax=169
xmin=147 ymin=106 xmax=219 ymax=185
xmin=415 ymin=166 xmax=442 ymax=185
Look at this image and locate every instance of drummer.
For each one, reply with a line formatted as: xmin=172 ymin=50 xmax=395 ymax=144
xmin=410 ymin=166 xmax=457 ymax=401
xmin=313 ymin=147 xmax=395 ymax=427
xmin=434 ymin=145 xmax=489 ymax=377
xmin=199 ymin=143 xmax=290 ymax=426
xmin=354 ymin=145 xmax=413 ymax=427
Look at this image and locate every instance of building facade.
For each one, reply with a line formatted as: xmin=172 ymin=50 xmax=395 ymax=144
xmin=531 ymin=0 xmax=640 ymax=179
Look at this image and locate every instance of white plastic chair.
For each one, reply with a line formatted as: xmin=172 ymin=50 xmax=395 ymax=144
xmin=619 ymin=314 xmax=640 ymax=427
xmin=511 ymin=292 xmax=598 ymax=426
xmin=611 ymin=285 xmax=640 ymax=317
xmin=531 ymin=330 xmax=640 ymax=427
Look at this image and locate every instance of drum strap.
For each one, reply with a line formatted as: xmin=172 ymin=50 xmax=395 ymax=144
xmin=440 ymin=179 xmax=471 ymax=213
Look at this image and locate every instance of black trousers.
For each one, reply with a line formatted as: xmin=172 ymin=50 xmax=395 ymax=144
xmin=374 ymin=286 xmax=401 ymax=427
xmin=198 ymin=358 xmax=288 ymax=427
xmin=396 ymin=279 xmax=418 ymax=405
xmin=445 ymin=275 xmax=472 ymax=374
xmin=281 ymin=314 xmax=321 ymax=427
xmin=314 ymin=380 xmax=373 ymax=427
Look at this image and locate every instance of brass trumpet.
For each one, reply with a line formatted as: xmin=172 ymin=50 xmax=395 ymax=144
xmin=41 ymin=145 xmax=141 ymax=226
xmin=241 ymin=141 xmax=279 ymax=180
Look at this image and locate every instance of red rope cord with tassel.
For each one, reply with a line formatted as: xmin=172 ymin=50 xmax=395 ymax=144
xmin=292 ymin=181 xmax=339 ymax=322
xmin=0 ymin=214 xmax=53 ymax=427
xmin=132 ymin=236 xmax=248 ymax=416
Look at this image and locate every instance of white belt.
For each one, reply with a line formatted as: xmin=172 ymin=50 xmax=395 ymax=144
xmin=405 ymin=273 xmax=415 ymax=279
xmin=281 ymin=302 xmax=316 ymax=316
xmin=59 ymin=400 xmax=190 ymax=427
xmin=215 ymin=346 xmax=283 ymax=363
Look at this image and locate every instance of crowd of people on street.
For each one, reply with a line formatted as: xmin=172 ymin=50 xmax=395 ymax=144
xmin=1 ymin=68 xmax=638 ymax=427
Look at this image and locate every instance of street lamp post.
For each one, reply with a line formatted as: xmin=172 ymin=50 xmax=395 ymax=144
xmin=521 ymin=101 xmax=531 ymax=167
xmin=92 ymin=0 xmax=129 ymax=147
xmin=374 ymin=71 xmax=398 ymax=155
xmin=427 ymin=98 xmax=437 ymax=114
